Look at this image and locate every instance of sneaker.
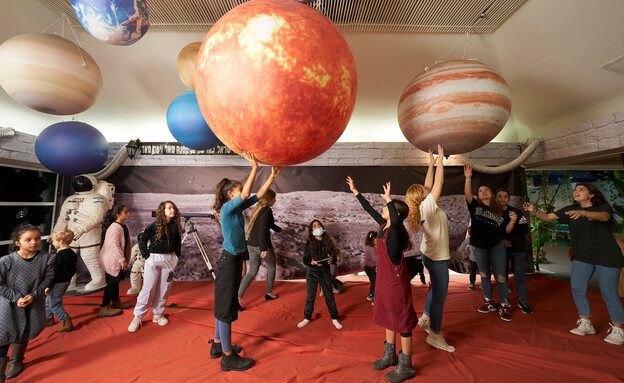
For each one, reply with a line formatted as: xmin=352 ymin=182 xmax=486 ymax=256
xmin=128 ymin=317 xmax=142 ymax=333
xmin=152 ymin=314 xmax=170 ymax=326
xmin=297 ymin=319 xmax=311 ymax=328
xmin=425 ymin=332 xmax=455 ymax=353
xmin=498 ymin=303 xmax=512 ymax=322
xmin=367 ymin=294 xmax=374 ymax=301
xmin=518 ymin=299 xmax=534 ymax=314
xmin=418 ymin=315 xmax=431 ymax=334
xmin=570 ymin=318 xmax=596 ymax=336
xmin=477 ymin=300 xmax=496 ymax=313
xmin=467 ymin=284 xmax=475 ymax=290
xmin=604 ymin=323 xmax=624 ymax=345
xmin=332 ymin=319 xmax=343 ymax=329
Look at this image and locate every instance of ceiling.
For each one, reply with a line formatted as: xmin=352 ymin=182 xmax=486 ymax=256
xmin=1 ymin=0 xmax=624 ymax=168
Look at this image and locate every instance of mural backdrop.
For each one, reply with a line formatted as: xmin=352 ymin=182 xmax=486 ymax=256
xmin=62 ymin=166 xmax=529 ymax=281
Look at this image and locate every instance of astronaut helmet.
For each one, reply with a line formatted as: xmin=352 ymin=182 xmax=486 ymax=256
xmin=72 ymin=174 xmax=98 ymax=193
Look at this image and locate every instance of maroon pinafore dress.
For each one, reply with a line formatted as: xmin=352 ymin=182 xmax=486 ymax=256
xmin=373 ymin=224 xmax=417 ymax=333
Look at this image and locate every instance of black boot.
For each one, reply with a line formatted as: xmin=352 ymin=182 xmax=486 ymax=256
xmin=384 ymin=351 xmax=415 ymax=383
xmin=6 ymin=342 xmax=27 ymax=379
xmin=1 ymin=356 xmax=7 ymax=383
xmin=209 ymin=339 xmax=242 ymax=359
xmin=371 ymin=341 xmax=397 ymax=370
xmin=220 ymin=352 xmax=253 ymax=372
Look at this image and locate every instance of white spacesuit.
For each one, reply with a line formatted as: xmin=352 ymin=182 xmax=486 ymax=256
xmin=54 ymin=174 xmax=113 ymax=292
xmin=127 ymin=242 xmax=145 ymax=294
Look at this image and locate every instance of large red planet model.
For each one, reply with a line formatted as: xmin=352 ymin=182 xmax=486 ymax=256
xmin=195 ymin=0 xmax=357 ymax=165
xmin=398 ymin=60 xmax=511 ymax=155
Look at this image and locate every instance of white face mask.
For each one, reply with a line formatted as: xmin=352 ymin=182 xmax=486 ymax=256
xmin=312 ymin=228 xmax=325 ymax=236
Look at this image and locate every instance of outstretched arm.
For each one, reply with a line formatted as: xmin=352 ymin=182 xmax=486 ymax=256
xmin=382 ymin=182 xmax=401 ymax=226
xmin=256 ymin=166 xmax=282 ymax=200
xmin=348 ymin=176 xmax=384 ymax=224
xmin=430 ymin=145 xmax=444 ymax=203
xmin=464 ymin=163 xmax=473 ymax=204
xmin=523 ymin=202 xmax=558 ymax=221
xmin=424 ymin=149 xmax=435 ymax=190
xmin=241 ymin=152 xmax=259 ymax=201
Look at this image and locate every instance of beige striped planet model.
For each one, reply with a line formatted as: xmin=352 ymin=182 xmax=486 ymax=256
xmin=398 ymin=59 xmax=511 ymax=154
xmin=0 ymin=33 xmax=103 ymax=115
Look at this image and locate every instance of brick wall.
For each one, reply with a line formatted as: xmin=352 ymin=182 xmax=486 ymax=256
xmin=525 ymin=109 xmax=624 ymax=168
xmin=1 ymin=133 xmax=522 ymax=169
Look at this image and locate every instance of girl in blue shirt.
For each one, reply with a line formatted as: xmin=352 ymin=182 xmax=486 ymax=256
xmin=210 ymin=152 xmax=281 ymax=372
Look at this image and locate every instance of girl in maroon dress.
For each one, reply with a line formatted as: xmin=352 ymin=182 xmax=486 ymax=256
xmin=347 ymin=177 xmax=417 ymax=383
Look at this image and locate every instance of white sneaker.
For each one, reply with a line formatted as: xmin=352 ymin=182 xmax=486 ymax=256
xmin=570 ymin=318 xmax=596 ymax=336
xmin=297 ymin=319 xmax=311 ymax=328
xmin=604 ymin=323 xmax=624 ymax=345
xmin=128 ymin=317 xmax=142 ymax=333
xmin=332 ymin=319 xmax=343 ymax=330
xmin=418 ymin=314 xmax=431 ymax=334
xmin=152 ymin=314 xmax=170 ymax=326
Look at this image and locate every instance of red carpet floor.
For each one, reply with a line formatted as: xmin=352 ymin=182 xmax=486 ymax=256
xmin=19 ymin=274 xmax=624 ymax=383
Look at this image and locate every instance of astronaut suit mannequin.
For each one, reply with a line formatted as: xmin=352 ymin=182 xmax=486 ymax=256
xmin=54 ymin=174 xmax=113 ymax=292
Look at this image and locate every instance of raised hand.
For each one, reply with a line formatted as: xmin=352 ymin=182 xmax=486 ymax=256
xmin=346 ymin=176 xmax=358 ymax=194
xmin=381 ymin=182 xmax=392 ymax=202
xmin=271 ymin=166 xmax=282 ymax=178
xmin=464 ymin=163 xmax=472 ymax=179
xmin=523 ymin=202 xmax=535 ymax=212
xmin=243 ymin=151 xmax=258 ymax=168
xmin=428 ymin=149 xmax=435 ymax=166
xmin=437 ymin=145 xmax=444 ymax=163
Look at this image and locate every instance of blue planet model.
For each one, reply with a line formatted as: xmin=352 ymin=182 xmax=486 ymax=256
xmin=71 ymin=0 xmax=150 ymax=45
xmin=167 ymin=91 xmax=221 ymax=150
xmin=35 ymin=121 xmax=109 ymax=176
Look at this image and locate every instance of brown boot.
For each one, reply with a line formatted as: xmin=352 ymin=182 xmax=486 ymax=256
xmin=45 ymin=317 xmax=56 ymax=327
xmin=111 ymin=300 xmax=133 ymax=310
xmin=98 ymin=305 xmax=123 ymax=318
xmin=57 ymin=317 xmax=74 ymax=333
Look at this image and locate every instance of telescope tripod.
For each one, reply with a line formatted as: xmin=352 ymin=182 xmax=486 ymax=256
xmin=181 ymin=217 xmax=217 ymax=279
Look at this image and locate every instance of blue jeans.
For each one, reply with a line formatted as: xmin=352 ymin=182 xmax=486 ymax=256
xmin=571 ymin=260 xmax=624 ymax=324
xmin=509 ymin=252 xmax=528 ymax=301
xmin=214 ymin=318 xmax=233 ymax=352
xmin=422 ymin=254 xmax=449 ymax=334
xmin=45 ymin=281 xmax=71 ymax=322
xmin=473 ymin=241 xmax=508 ymax=303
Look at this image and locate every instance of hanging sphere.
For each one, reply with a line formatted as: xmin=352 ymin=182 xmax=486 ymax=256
xmin=0 ymin=33 xmax=103 ymax=115
xmin=35 ymin=121 xmax=109 ymax=176
xmin=167 ymin=91 xmax=220 ymax=150
xmin=71 ymin=0 xmax=150 ymax=45
xmin=195 ymin=0 xmax=357 ymax=166
xmin=398 ymin=60 xmax=511 ymax=154
xmin=176 ymin=42 xmax=202 ymax=90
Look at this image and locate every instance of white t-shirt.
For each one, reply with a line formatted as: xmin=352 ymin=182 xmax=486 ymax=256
xmin=419 ymin=194 xmax=450 ymax=261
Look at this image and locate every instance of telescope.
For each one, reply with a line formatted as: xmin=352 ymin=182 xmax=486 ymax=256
xmin=151 ymin=211 xmax=215 ymax=219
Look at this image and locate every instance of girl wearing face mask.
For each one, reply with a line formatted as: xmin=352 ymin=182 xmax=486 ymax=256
xmin=238 ymin=189 xmax=287 ymax=305
xmin=347 ymin=177 xmax=416 ymax=383
xmin=464 ymin=164 xmax=516 ymax=322
xmin=298 ymin=220 xmax=343 ymax=330
xmin=405 ymin=145 xmax=454 ymax=353
xmin=128 ymin=200 xmax=182 ymax=333
xmin=524 ymin=184 xmax=624 ymax=345
xmin=210 ymin=153 xmax=282 ymax=372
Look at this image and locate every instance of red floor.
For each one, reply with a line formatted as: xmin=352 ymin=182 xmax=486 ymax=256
xmin=20 ymin=274 xmax=624 ymax=383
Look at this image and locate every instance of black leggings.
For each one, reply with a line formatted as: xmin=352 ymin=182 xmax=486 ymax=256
xmin=364 ymin=266 xmax=376 ymax=296
xmin=101 ymin=277 xmax=120 ymax=307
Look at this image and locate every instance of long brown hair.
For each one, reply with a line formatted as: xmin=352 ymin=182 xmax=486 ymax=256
xmin=247 ymin=189 xmax=276 ymax=237
xmin=213 ymin=178 xmax=242 ymax=213
xmin=155 ymin=201 xmax=182 ymax=241
xmin=307 ymin=220 xmax=340 ymax=260
xmin=575 ymin=183 xmax=610 ymax=206
xmin=477 ymin=185 xmax=503 ymax=216
xmin=365 ymin=231 xmax=377 ymax=247
xmin=405 ymin=184 xmax=425 ymax=233
xmin=102 ymin=205 xmax=126 ymax=232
